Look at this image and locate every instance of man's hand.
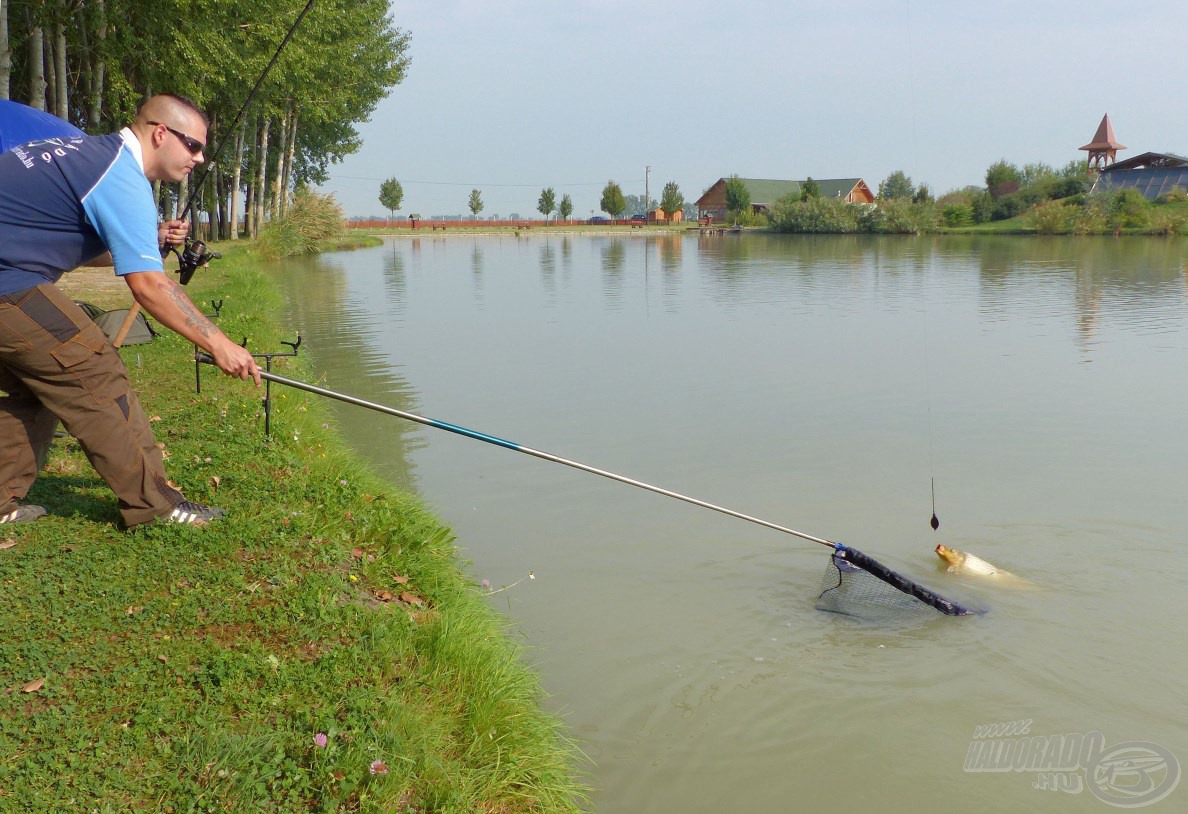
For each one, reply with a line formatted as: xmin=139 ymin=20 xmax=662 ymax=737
xmin=208 ymin=335 xmax=262 ymax=386
xmin=158 ymin=219 xmax=190 ymax=249
xmin=123 ymin=271 xmax=261 ymax=387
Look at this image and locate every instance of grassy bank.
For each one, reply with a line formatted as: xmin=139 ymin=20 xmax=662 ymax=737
xmin=0 ymin=249 xmax=588 ymax=812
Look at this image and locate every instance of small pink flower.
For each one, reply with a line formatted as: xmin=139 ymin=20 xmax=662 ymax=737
xmin=313 ymin=732 xmax=328 ymax=748
xmin=481 ymin=579 xmax=491 ymax=590
xmin=369 ymin=759 xmax=389 ymax=775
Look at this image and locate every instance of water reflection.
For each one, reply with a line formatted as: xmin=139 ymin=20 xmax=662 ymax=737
xmin=600 ymin=239 xmax=626 ymax=307
xmin=657 ymin=234 xmax=683 ymax=273
xmin=381 ymin=246 xmax=405 ymax=314
xmin=539 ymin=239 xmax=556 ymax=285
xmin=270 ymin=252 xmax=424 ymax=490
xmin=269 ymin=234 xmax=1188 ymax=814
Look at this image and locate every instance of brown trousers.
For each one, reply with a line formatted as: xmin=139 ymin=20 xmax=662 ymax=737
xmin=0 ymin=283 xmax=177 ymax=527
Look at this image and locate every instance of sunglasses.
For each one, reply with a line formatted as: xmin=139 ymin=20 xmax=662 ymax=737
xmin=148 ymin=120 xmax=205 ymax=155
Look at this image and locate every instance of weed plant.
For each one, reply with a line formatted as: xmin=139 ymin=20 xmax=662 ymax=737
xmin=257 ymin=191 xmax=347 ymax=259
xmin=0 ymin=248 xmax=587 ymax=812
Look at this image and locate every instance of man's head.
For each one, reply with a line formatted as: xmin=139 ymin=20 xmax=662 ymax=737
xmin=132 ymin=94 xmax=208 ymax=183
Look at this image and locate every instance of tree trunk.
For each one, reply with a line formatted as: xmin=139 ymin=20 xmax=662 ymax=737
xmin=229 ymin=121 xmax=245 ymax=240
xmin=1 ymin=0 xmax=12 ymax=100
xmin=175 ymin=177 xmax=187 ymax=223
xmin=87 ymin=0 xmax=106 ymax=128
xmin=53 ymin=22 xmax=66 ymax=119
xmin=281 ymin=107 xmax=298 ymax=217
xmin=244 ymin=117 xmax=255 ymax=240
xmin=214 ymin=173 xmax=226 ymax=240
xmin=253 ymin=116 xmax=270 ymax=238
xmin=25 ymin=22 xmax=45 ymax=108
xmin=270 ymin=113 xmax=285 ymax=220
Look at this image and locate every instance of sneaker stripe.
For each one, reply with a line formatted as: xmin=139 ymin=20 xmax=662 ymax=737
xmin=0 ymin=505 xmax=46 ymax=523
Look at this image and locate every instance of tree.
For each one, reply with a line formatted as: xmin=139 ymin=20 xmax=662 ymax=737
xmin=468 ymin=188 xmax=483 ymax=219
xmin=624 ymin=193 xmax=657 ymax=216
xmin=1020 ymin=162 xmax=1056 ymax=187
xmin=724 ymin=175 xmax=751 ymax=224
xmin=600 ymin=180 xmax=626 ymax=218
xmin=379 ymin=177 xmax=403 ymax=219
xmin=985 ymin=159 xmax=1022 ymax=198
xmin=0 ymin=0 xmax=10 ymax=99
xmin=913 ymin=183 xmax=933 ymax=204
xmin=558 ymin=193 xmax=573 ymax=221
xmin=878 ymin=170 xmax=914 ymax=201
xmin=1 ymin=0 xmax=411 ymax=239
xmin=800 ymin=177 xmax=821 ymax=201
xmin=537 ymin=187 xmax=556 ymax=222
xmin=971 ymin=191 xmax=995 ymax=223
xmin=660 ymin=181 xmax=684 ymax=220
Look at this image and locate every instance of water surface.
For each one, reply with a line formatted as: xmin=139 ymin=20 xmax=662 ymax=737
xmin=272 ymin=233 xmax=1188 ymax=812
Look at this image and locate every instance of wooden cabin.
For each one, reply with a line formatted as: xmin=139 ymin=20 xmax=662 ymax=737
xmin=696 ymin=177 xmax=875 ymax=221
xmin=646 ymin=206 xmax=684 ymax=224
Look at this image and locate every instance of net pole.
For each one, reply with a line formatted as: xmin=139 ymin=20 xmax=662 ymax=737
xmin=199 ymin=355 xmax=839 ymax=549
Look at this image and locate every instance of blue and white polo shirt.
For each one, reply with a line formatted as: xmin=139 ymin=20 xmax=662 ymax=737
xmin=0 ymin=129 xmax=164 ymax=296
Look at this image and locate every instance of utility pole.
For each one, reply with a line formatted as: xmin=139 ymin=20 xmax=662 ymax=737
xmin=645 ymin=165 xmax=650 ymax=217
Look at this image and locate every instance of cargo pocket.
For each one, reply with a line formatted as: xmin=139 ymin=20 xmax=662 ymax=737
xmin=22 ymin=286 xmax=113 ymax=370
xmin=50 ymin=322 xmax=108 ymax=368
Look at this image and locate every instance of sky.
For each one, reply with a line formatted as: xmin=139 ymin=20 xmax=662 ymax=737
xmin=315 ymin=0 xmax=1188 ymax=219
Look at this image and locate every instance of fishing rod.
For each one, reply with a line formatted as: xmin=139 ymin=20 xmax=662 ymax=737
xmin=173 ymin=0 xmax=318 ymax=283
xmin=195 ymin=353 xmax=838 ymax=549
xmin=178 ymin=0 xmax=317 ymax=230
xmin=116 ymin=0 xmax=317 ymax=347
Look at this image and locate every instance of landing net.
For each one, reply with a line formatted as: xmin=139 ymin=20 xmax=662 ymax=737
xmin=816 ymin=545 xmax=981 ymax=617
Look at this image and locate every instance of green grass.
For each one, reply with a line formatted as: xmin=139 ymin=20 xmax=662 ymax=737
xmin=937 ymin=197 xmax=1188 ymax=236
xmin=0 ymin=248 xmax=588 ymax=813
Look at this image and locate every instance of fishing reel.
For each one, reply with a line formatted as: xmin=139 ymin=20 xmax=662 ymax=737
xmin=162 ymin=240 xmax=221 ymax=285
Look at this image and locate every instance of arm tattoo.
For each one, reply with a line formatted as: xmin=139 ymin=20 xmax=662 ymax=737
xmin=162 ymin=277 xmax=217 ymax=338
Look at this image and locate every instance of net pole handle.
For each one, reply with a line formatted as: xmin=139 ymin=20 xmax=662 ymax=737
xmin=195 ymin=353 xmax=838 ymax=548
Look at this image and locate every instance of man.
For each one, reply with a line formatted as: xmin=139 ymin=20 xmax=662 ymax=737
xmin=0 ymin=94 xmax=261 ymax=528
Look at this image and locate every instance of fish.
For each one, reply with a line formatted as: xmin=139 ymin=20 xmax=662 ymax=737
xmin=935 ymin=544 xmax=1014 ymax=578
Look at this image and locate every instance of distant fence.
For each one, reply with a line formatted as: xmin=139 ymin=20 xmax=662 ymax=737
xmin=345 ymin=218 xmax=672 ymax=230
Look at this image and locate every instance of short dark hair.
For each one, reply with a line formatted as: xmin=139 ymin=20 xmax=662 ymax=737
xmin=139 ymin=93 xmax=209 ymax=128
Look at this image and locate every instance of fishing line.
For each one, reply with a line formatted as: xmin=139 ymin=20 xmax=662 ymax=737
xmin=922 ymin=253 xmax=939 ymax=532
xmin=904 ymin=0 xmax=940 ymax=531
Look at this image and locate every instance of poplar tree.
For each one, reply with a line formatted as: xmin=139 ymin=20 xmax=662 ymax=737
xmin=0 ymin=0 xmax=410 ymax=237
xmin=537 ymin=187 xmax=556 ymax=223
xmin=379 ymin=178 xmax=404 ymax=219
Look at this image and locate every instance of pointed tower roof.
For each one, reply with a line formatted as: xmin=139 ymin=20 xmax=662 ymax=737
xmin=1080 ymin=114 xmax=1125 ymax=151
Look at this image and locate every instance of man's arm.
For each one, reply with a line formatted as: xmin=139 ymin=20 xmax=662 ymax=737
xmin=122 ymin=270 xmax=261 ymax=385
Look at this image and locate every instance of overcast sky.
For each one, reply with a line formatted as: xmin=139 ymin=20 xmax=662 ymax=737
xmin=314 ymin=0 xmax=1187 ymax=218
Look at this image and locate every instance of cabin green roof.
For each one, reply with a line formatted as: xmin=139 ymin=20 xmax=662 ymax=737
xmin=735 ymin=177 xmax=865 ymax=204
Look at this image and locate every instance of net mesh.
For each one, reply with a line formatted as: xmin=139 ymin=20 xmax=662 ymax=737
xmin=816 ymin=545 xmax=981 ymax=618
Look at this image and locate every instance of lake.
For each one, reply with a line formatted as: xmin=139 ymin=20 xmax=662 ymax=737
xmin=272 ymin=233 xmax=1188 ymax=812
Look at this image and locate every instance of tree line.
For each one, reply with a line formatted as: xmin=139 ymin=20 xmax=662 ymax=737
xmin=752 ymin=161 xmax=1186 ymax=236
xmin=377 ymin=179 xmax=689 ymax=223
xmin=1 ymin=0 xmax=409 ymax=240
